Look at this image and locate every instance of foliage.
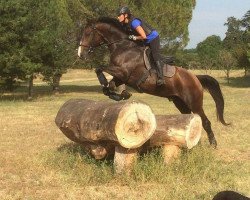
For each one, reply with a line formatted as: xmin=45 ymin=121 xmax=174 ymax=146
xmin=177 ymin=10 xmax=250 ymax=76
xmin=196 ymin=35 xmax=223 ymax=70
xmin=75 ymin=0 xmax=197 ymax=65
xmin=133 ymin=0 xmax=196 ymax=52
xmin=223 ymin=14 xmax=250 ymax=75
xmin=0 ymin=0 xmax=39 ymax=90
xmin=1 ymin=0 xmax=196 ymax=94
xmin=174 ymin=49 xmax=200 ymax=69
xmin=218 ymin=50 xmax=237 ymax=83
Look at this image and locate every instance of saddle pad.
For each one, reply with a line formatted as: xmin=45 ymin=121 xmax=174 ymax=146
xmin=163 ymin=64 xmax=176 ymax=78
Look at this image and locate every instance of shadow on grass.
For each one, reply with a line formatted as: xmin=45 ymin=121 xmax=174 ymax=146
xmin=57 ymin=142 xmax=89 ymax=156
xmin=57 ymin=142 xmax=114 ymax=166
xmin=221 ymin=76 xmax=250 ymax=88
xmin=0 ymin=84 xmax=103 ymax=101
xmin=0 ymin=84 xmax=138 ymax=101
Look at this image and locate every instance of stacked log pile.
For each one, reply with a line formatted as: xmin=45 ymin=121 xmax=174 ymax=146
xmin=55 ymin=99 xmax=202 ymax=173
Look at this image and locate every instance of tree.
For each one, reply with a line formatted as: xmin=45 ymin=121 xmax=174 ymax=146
xmin=223 ymin=15 xmax=250 ymax=76
xmin=175 ymin=49 xmax=200 ymax=69
xmin=1 ymin=0 xmax=197 ymax=95
xmin=0 ymin=0 xmax=37 ymax=91
xmin=241 ymin=10 xmax=250 ymax=75
xmin=196 ymin=35 xmax=223 ymax=71
xmin=79 ymin=0 xmax=196 ymax=51
xmin=218 ymin=50 xmax=237 ymax=84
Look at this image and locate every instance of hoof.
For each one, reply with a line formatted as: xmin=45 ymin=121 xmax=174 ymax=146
xmin=210 ymin=139 xmax=217 ymax=149
xmin=121 ymin=90 xmax=132 ymax=100
xmin=109 ymin=94 xmax=123 ymax=101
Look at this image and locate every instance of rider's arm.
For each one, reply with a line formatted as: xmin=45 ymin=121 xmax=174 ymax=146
xmin=134 ymin=26 xmax=147 ymax=40
xmin=131 ymin=19 xmax=147 ymax=41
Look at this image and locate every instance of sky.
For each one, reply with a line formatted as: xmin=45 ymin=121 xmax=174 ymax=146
xmin=186 ymin=0 xmax=250 ymax=49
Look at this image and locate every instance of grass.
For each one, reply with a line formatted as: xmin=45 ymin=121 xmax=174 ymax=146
xmin=0 ymin=69 xmax=249 ymax=200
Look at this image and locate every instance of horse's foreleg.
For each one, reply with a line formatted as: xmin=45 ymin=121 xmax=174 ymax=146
xmin=95 ymin=68 xmax=108 ymax=87
xmin=95 ymin=67 xmax=132 ymax=101
xmin=109 ymin=78 xmax=132 ymax=100
xmin=108 ymin=78 xmax=119 ymax=91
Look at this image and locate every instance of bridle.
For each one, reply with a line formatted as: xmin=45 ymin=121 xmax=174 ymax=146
xmin=78 ymin=24 xmax=128 ymax=54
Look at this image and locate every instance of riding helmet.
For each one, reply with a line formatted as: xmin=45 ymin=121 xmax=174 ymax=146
xmin=117 ymin=6 xmax=131 ymax=16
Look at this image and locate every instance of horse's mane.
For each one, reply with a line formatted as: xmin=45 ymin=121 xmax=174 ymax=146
xmin=96 ymin=17 xmax=128 ymax=34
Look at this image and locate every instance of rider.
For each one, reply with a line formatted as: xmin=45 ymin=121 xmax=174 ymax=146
xmin=116 ymin=6 xmax=165 ymax=86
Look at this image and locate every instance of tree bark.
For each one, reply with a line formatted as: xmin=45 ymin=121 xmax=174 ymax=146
xmin=80 ymin=114 xmax=202 ymax=162
xmin=147 ymin=114 xmax=202 ymax=149
xmin=55 ymin=99 xmax=156 ymax=149
xmin=27 ymin=74 xmax=33 ymax=100
xmin=114 ymin=146 xmax=137 ymax=174
xmin=52 ymin=73 xmax=61 ymax=94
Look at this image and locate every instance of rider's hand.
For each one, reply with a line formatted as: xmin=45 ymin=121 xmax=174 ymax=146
xmin=128 ymin=35 xmax=137 ymax=41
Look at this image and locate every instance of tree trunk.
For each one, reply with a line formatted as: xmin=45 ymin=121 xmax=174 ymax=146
xmin=55 ymin=99 xmax=156 ymax=149
xmin=27 ymin=74 xmax=33 ymax=100
xmin=52 ymin=73 xmax=61 ymax=94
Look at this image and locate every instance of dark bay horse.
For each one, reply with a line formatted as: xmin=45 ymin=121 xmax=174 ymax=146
xmin=78 ymin=17 xmax=229 ymax=148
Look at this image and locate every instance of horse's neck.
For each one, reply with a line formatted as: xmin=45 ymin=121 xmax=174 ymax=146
xmin=100 ymin=24 xmax=137 ymax=49
xmin=98 ymin=24 xmax=121 ymax=40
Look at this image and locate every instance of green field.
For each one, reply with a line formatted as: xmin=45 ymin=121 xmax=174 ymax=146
xmin=0 ymin=69 xmax=249 ymax=200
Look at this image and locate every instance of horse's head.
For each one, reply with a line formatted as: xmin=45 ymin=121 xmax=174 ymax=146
xmin=77 ymin=23 xmax=106 ymax=59
xmin=78 ymin=17 xmax=130 ymax=59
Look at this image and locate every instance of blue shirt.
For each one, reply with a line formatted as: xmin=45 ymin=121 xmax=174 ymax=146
xmin=131 ymin=18 xmax=159 ymax=44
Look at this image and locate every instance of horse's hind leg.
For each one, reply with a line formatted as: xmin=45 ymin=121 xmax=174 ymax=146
xmin=173 ymin=96 xmax=217 ymax=148
xmin=172 ymin=96 xmax=191 ymax=114
xmin=196 ymin=109 xmax=217 ymax=148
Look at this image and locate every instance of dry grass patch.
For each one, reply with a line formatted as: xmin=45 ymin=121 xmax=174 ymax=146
xmin=0 ymin=69 xmax=249 ymax=200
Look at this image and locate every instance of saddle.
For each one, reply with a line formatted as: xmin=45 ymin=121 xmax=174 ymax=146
xmin=144 ymin=47 xmax=176 ymax=77
xmin=136 ymin=47 xmax=176 ymax=89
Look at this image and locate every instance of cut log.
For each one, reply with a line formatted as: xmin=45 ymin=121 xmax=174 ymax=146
xmin=55 ymin=99 xmax=156 ymax=149
xmin=114 ymin=146 xmax=138 ymax=174
xmin=148 ymin=114 xmax=202 ymax=149
xmin=162 ymin=144 xmax=181 ymax=164
xmin=77 ymin=114 xmax=202 ymax=160
xmin=112 ymin=114 xmax=202 ymax=171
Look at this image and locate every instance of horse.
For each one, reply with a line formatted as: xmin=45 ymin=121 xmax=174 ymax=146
xmin=77 ymin=17 xmax=229 ymax=148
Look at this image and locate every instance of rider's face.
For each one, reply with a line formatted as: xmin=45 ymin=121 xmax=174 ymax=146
xmin=117 ymin=14 xmax=128 ymax=23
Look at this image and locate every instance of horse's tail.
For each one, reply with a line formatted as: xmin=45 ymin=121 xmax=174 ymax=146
xmin=196 ymin=75 xmax=230 ymax=126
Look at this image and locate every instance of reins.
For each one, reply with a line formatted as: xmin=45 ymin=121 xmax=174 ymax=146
xmin=79 ymin=24 xmax=129 ymax=53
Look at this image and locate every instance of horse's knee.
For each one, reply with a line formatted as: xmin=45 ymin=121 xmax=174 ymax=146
xmin=96 ymin=69 xmax=108 ymax=87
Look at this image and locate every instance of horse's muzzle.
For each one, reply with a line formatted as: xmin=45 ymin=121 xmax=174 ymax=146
xmin=78 ymin=46 xmax=93 ymax=60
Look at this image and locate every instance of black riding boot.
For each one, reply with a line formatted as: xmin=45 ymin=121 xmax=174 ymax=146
xmin=156 ymin=61 xmax=165 ymax=86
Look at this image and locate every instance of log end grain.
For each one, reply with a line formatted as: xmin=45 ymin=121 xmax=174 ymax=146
xmin=115 ymin=101 xmax=156 ymax=149
xmin=185 ymin=114 xmax=202 ymax=149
